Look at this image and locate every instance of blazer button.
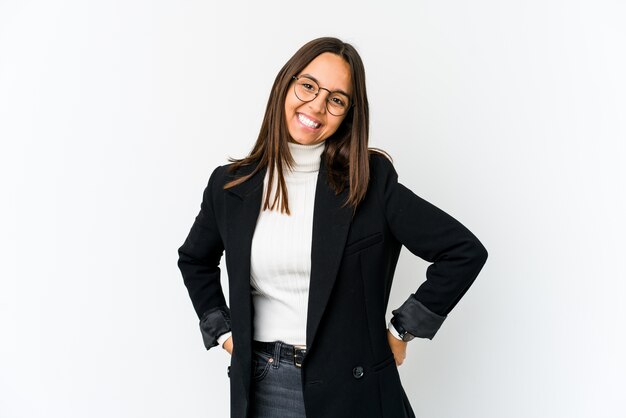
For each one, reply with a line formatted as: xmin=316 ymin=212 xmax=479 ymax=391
xmin=227 ymin=365 xmax=231 ymax=378
xmin=352 ymin=366 xmax=364 ymax=379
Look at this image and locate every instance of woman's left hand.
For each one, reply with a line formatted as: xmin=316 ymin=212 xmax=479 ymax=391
xmin=387 ymin=329 xmax=408 ymax=366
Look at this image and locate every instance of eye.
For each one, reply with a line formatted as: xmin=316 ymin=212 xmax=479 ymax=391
xmin=330 ymin=96 xmax=346 ymax=107
xmin=331 ymin=97 xmax=345 ymax=106
xmin=301 ymin=83 xmax=316 ymax=91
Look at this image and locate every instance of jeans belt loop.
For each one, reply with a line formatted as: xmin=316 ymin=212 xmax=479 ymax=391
xmin=293 ymin=345 xmax=307 ymax=368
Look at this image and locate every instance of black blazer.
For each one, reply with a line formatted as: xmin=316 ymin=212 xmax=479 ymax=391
xmin=177 ymin=152 xmax=488 ymax=418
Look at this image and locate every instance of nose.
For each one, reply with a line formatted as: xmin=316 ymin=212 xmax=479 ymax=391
xmin=307 ymin=90 xmax=329 ymax=114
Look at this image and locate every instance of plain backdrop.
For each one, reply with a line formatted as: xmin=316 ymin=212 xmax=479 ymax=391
xmin=1 ymin=1 xmax=625 ymax=417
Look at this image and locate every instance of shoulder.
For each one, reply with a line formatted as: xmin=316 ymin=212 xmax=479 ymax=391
xmin=368 ymin=149 xmax=398 ymax=184
xmin=208 ymin=162 xmax=242 ymax=186
xmin=207 ymin=164 xmax=228 ymax=187
xmin=202 ymin=164 xmax=233 ymax=199
xmin=206 ymin=160 xmax=260 ymax=194
xmin=368 ymin=150 xmax=393 ymax=168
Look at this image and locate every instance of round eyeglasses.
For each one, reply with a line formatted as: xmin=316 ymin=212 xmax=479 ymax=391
xmin=291 ymin=75 xmax=353 ymax=116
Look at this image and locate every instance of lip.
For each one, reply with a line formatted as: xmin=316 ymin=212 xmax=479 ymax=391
xmin=296 ymin=112 xmax=322 ymax=130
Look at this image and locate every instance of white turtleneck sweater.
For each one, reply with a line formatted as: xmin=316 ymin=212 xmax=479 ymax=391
xmin=216 ymin=140 xmax=402 ymax=347
xmin=216 ymin=140 xmax=323 ymax=346
xmin=250 ymin=139 xmax=325 ymax=345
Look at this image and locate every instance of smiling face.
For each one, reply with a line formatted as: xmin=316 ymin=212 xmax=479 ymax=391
xmin=284 ymin=52 xmax=353 ymax=145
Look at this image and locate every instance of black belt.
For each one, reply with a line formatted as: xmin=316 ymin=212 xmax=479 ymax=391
xmin=252 ymin=340 xmax=307 ymax=368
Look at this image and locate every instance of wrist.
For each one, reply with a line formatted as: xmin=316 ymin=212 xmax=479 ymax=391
xmin=390 ymin=316 xmax=416 ymax=342
xmin=217 ymin=331 xmax=232 ymax=347
xmin=387 ymin=320 xmax=403 ymax=341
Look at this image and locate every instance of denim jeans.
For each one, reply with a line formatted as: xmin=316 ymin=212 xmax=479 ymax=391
xmin=250 ymin=340 xmax=307 ymax=418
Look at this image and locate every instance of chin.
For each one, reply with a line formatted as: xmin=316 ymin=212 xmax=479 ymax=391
xmin=293 ymin=136 xmax=326 ymax=145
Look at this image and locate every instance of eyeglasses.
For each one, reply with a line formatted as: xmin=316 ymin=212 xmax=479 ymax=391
xmin=291 ymin=75 xmax=353 ymax=116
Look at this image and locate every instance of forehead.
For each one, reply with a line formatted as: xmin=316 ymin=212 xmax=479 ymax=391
xmin=299 ymin=52 xmax=352 ymax=94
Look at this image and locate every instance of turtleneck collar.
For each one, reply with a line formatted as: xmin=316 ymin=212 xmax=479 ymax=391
xmin=286 ymin=140 xmax=325 ymax=173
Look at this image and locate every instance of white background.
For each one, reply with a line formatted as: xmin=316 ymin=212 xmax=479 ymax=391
xmin=1 ymin=1 xmax=625 ymax=417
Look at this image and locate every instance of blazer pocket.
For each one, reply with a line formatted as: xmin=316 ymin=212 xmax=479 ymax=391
xmin=371 ymin=353 xmax=396 ymax=373
xmin=343 ymin=231 xmax=383 ymax=256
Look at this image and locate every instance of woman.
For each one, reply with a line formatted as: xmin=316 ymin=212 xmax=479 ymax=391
xmin=177 ymin=37 xmax=488 ymax=418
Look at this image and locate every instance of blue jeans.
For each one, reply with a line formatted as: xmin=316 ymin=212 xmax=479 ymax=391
xmin=250 ymin=340 xmax=307 ymax=418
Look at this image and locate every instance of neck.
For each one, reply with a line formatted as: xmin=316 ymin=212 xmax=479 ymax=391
xmin=286 ymin=140 xmax=325 ymax=173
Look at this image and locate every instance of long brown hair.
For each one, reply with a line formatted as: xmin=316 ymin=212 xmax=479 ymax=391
xmin=224 ymin=36 xmax=391 ymax=215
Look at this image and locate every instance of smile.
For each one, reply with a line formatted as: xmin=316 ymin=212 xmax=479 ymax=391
xmin=297 ymin=113 xmax=321 ymax=129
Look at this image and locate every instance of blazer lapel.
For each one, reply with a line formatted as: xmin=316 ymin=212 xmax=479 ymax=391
xmin=306 ymin=158 xmax=353 ymax=351
xmin=224 ymin=156 xmax=353 ymax=355
xmin=224 ymin=162 xmax=266 ymax=399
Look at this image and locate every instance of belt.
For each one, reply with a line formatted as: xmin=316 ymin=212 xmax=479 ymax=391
xmin=252 ymin=340 xmax=307 ymax=368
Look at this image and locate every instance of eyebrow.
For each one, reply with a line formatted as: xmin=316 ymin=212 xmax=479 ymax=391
xmin=299 ymin=73 xmax=351 ymax=97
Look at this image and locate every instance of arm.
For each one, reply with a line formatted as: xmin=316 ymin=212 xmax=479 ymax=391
xmin=177 ymin=165 xmax=232 ymax=350
xmin=373 ymin=155 xmax=488 ymax=340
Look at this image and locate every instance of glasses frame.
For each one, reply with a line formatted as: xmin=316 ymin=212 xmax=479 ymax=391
xmin=291 ymin=75 xmax=354 ymax=116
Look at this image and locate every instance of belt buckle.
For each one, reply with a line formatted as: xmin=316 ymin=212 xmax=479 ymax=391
xmin=292 ymin=345 xmax=306 ymax=368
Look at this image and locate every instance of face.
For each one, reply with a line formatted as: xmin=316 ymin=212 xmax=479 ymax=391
xmin=284 ymin=52 xmax=353 ymax=145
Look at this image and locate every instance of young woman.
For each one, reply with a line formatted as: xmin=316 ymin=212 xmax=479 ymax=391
xmin=177 ymin=36 xmax=488 ymax=418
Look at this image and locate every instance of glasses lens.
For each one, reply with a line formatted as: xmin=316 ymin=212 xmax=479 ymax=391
xmin=294 ymin=77 xmax=318 ymax=102
xmin=327 ymin=93 xmax=350 ymax=116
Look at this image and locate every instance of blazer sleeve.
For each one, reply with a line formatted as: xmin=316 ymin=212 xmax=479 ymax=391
xmin=373 ymin=154 xmax=488 ymax=340
xmin=177 ymin=165 xmax=231 ymax=350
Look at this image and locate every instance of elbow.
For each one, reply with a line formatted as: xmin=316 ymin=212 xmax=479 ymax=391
xmin=477 ymin=240 xmax=488 ymax=260
xmin=177 ymin=246 xmax=189 ymax=269
xmin=177 ymin=244 xmax=199 ymax=273
xmin=474 ymin=239 xmax=488 ymax=268
xmin=459 ymin=234 xmax=488 ymax=269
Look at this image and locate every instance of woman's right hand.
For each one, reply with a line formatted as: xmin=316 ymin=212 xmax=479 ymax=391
xmin=222 ymin=336 xmax=233 ymax=355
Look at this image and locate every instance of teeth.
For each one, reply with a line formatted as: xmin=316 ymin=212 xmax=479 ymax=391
xmin=298 ymin=113 xmax=320 ymax=128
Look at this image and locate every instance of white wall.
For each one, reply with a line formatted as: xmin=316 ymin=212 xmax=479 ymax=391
xmin=1 ymin=1 xmax=624 ymax=417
